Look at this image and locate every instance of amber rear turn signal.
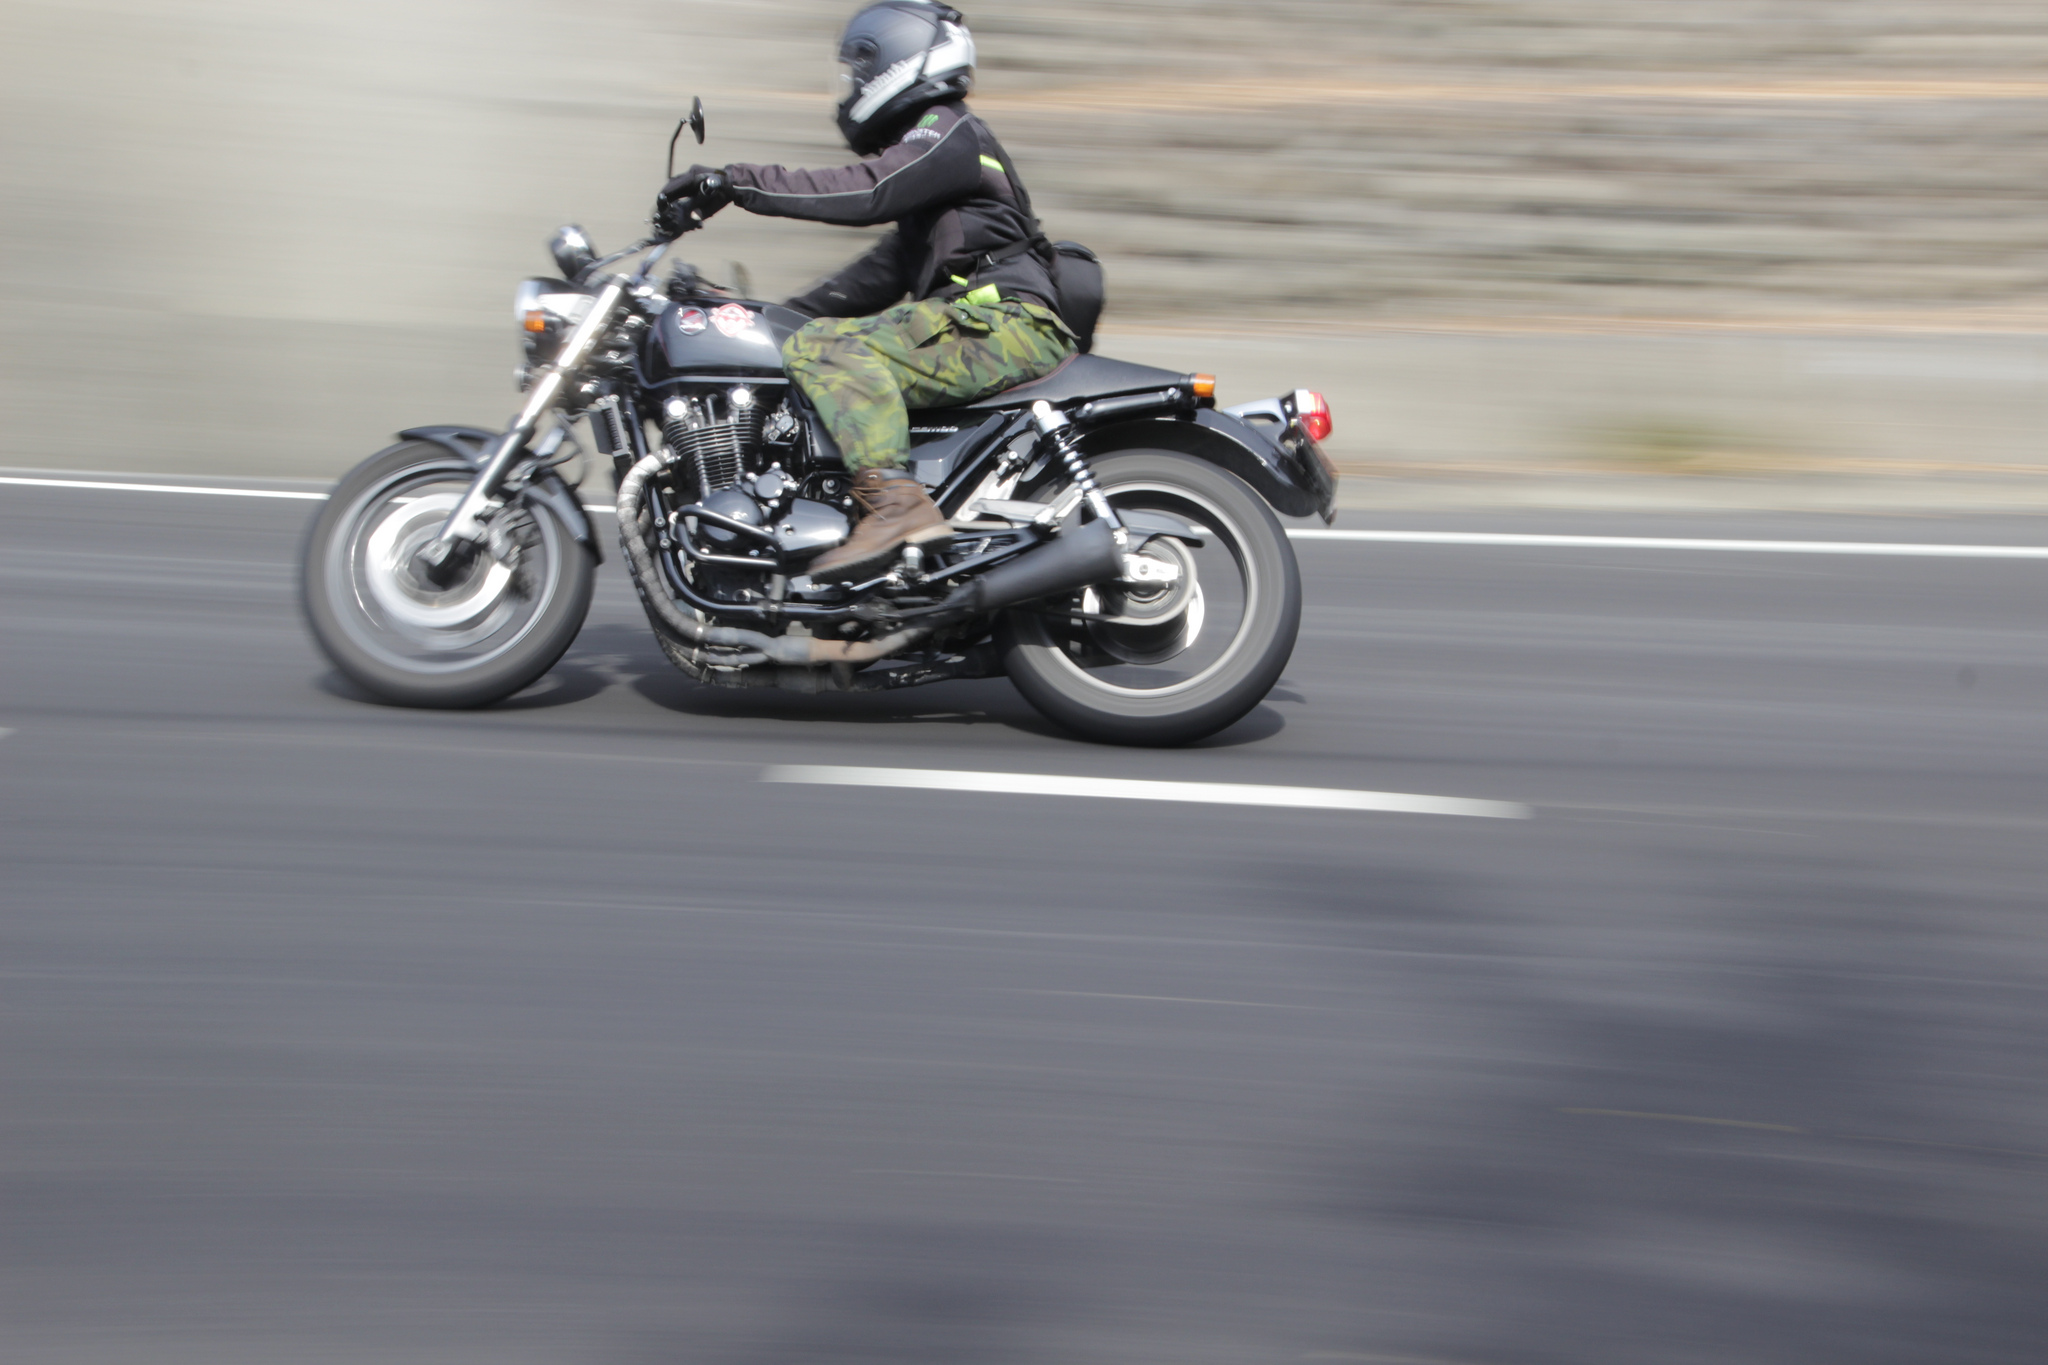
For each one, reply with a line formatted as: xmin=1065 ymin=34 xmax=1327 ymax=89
xmin=1190 ymin=374 xmax=1217 ymax=400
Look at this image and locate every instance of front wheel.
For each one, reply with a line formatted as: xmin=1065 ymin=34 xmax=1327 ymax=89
xmin=1000 ymin=451 xmax=1301 ymax=745
xmin=301 ymin=440 xmax=595 ymax=708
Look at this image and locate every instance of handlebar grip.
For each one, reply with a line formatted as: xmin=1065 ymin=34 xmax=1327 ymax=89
xmin=654 ymin=168 xmax=733 ymax=240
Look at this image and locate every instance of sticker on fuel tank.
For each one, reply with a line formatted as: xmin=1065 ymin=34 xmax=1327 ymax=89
xmin=676 ymin=306 xmax=708 ymax=335
xmin=711 ymin=303 xmax=754 ymax=338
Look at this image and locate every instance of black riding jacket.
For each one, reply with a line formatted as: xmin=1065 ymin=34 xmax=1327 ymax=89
xmin=723 ymin=101 xmax=1057 ymax=320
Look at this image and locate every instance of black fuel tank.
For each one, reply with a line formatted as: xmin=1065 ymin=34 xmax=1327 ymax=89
xmin=647 ymin=299 xmax=808 ymax=379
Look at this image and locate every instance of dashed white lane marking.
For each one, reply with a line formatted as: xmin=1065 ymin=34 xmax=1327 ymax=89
xmin=859 ymin=1170 xmax=1082 ymax=1183
xmin=9 ymin=477 xmax=2045 ymax=560
xmin=1288 ymin=528 xmax=2048 ymax=558
xmin=0 ymin=475 xmax=327 ymax=500
xmin=762 ymin=764 xmax=1529 ymax=820
xmin=1008 ymin=989 xmax=1320 ymax=1009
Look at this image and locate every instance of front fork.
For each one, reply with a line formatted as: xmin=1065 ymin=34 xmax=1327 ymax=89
xmin=415 ymin=277 xmax=628 ymax=585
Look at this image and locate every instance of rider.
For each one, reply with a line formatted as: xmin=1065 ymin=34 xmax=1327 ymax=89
xmin=654 ymin=2 xmax=1076 ymax=582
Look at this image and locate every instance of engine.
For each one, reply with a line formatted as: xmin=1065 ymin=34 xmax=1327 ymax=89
xmin=660 ymin=387 xmax=769 ymax=494
xmin=657 ymin=384 xmax=853 ymax=604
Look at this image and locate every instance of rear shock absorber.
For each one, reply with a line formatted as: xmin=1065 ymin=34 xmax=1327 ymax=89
xmin=1029 ymin=401 xmax=1124 ymax=539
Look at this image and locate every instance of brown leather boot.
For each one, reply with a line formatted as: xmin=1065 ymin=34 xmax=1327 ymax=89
xmin=808 ymin=467 xmax=951 ymax=582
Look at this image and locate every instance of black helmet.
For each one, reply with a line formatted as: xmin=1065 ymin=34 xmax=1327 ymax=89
xmin=834 ymin=2 xmax=975 ymax=154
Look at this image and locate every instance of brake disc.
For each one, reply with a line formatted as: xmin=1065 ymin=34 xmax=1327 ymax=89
xmin=361 ymin=491 xmax=515 ymax=635
xmin=1085 ymin=534 xmax=1204 ymax=666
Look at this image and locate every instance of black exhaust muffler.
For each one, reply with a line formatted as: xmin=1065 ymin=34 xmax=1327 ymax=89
xmin=942 ymin=518 xmax=1123 ymax=617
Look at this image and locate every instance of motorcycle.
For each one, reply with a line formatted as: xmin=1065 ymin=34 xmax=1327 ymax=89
xmin=300 ymin=104 xmax=1338 ymax=744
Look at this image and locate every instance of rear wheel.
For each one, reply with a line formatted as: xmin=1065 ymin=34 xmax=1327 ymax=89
xmin=301 ymin=440 xmax=595 ymax=707
xmin=999 ymin=451 xmax=1301 ymax=745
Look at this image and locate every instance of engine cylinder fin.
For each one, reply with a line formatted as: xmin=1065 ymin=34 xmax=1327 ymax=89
xmin=662 ymin=398 xmax=766 ymax=497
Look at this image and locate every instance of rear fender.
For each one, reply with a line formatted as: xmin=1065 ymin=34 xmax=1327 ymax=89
xmin=1077 ymin=410 xmax=1336 ymax=523
xmin=398 ymin=424 xmax=601 ymax=563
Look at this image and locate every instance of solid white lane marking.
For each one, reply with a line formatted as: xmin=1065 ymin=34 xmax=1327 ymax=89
xmin=7 ymin=477 xmax=2039 ymax=559
xmin=0 ymin=474 xmax=613 ymax=514
xmin=0 ymin=475 xmax=327 ymax=500
xmin=1289 ymin=528 xmax=2048 ymax=559
xmin=762 ymin=764 xmax=1529 ymax=819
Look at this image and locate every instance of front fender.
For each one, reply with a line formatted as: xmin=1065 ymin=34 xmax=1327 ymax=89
xmin=1076 ymin=410 xmax=1337 ymax=523
xmin=398 ymin=424 xmax=601 ymax=563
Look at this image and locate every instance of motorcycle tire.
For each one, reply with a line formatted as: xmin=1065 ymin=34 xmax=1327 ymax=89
xmin=1000 ymin=450 xmax=1301 ymax=746
xmin=301 ymin=440 xmax=595 ymax=708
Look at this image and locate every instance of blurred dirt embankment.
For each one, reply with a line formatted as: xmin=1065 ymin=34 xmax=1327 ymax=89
xmin=3 ymin=0 xmax=2044 ymax=504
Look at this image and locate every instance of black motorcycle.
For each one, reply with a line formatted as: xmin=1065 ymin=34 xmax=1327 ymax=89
xmin=301 ymin=109 xmax=1337 ymax=744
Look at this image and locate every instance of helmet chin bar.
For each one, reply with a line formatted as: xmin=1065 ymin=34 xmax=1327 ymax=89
xmin=833 ymin=3 xmax=975 ymax=152
xmin=847 ymin=52 xmax=925 ymax=126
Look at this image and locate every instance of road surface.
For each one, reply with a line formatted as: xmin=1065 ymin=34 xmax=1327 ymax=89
xmin=4 ymin=481 xmax=2047 ymax=1364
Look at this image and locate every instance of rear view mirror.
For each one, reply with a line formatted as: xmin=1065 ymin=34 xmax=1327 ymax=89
xmin=668 ymin=97 xmax=706 ymax=178
xmin=548 ymin=224 xmax=596 ymax=281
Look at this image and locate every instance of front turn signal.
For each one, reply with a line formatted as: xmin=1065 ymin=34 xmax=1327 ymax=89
xmin=523 ymin=310 xmax=549 ymax=333
xmin=1294 ymin=389 xmax=1333 ymax=443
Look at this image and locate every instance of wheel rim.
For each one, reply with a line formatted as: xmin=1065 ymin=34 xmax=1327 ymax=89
xmin=323 ymin=466 xmax=562 ymax=675
xmin=1023 ymin=481 xmax=1260 ymax=700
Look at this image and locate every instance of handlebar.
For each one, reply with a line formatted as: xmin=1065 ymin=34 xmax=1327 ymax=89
xmin=629 ymin=240 xmax=669 ymax=286
xmin=576 ymin=236 xmax=670 ymax=288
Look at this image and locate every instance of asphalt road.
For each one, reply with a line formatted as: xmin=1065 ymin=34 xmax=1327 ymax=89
xmin=5 ymin=484 xmax=2048 ymax=1365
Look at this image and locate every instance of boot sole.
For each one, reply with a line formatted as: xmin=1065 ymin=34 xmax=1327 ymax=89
xmin=807 ymin=523 xmax=952 ymax=584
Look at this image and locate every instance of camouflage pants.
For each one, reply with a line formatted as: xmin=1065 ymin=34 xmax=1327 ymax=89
xmin=782 ymin=295 xmax=1076 ymax=474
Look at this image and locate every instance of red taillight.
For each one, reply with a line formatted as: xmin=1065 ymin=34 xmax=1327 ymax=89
xmin=1294 ymin=389 xmax=1332 ymax=443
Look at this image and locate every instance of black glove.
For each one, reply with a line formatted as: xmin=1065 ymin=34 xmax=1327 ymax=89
xmin=653 ymin=165 xmax=734 ymax=237
xmin=660 ymin=165 xmax=731 ymax=204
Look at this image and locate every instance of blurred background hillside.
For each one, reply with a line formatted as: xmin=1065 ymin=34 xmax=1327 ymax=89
xmin=3 ymin=0 xmax=2044 ymax=500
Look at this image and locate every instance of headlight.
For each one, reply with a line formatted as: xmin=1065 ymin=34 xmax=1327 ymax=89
xmin=512 ymin=281 xmax=598 ymax=390
xmin=514 ymin=278 xmax=595 ymax=336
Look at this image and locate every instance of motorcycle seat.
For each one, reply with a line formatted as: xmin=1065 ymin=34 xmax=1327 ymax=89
xmin=963 ymin=353 xmax=1186 ymax=409
xmin=804 ymin=354 xmax=1193 ymax=482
